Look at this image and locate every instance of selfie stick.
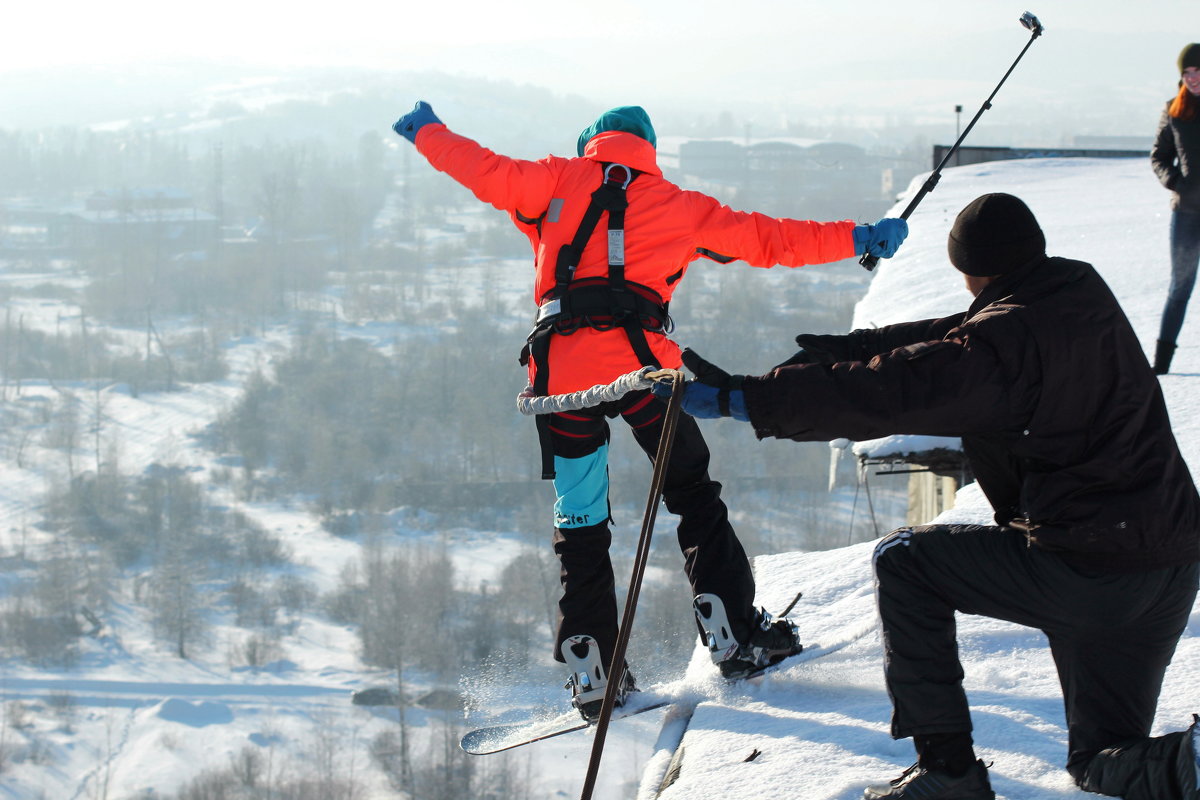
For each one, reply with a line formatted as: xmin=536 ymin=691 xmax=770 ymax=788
xmin=860 ymin=11 xmax=1045 ymax=271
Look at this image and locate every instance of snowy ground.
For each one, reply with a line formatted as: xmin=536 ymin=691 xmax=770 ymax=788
xmin=620 ymin=156 xmax=1200 ymax=800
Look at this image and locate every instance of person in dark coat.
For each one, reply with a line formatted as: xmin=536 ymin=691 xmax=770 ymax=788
xmin=1150 ymin=42 xmax=1200 ymax=374
xmin=659 ymin=193 xmax=1200 ymax=800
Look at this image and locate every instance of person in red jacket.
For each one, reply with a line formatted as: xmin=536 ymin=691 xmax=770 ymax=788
xmin=393 ymin=101 xmax=908 ymax=719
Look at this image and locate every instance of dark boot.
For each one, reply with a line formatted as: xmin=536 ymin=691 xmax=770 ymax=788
xmin=915 ymin=731 xmax=980 ymax=777
xmin=1153 ymin=339 xmax=1177 ymax=375
xmin=863 ymin=759 xmax=995 ymax=800
xmin=1076 ymin=714 xmax=1199 ymax=800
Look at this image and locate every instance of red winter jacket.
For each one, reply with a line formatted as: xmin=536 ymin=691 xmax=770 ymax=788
xmin=415 ymin=124 xmax=856 ymax=394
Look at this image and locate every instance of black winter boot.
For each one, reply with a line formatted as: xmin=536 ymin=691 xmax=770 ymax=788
xmin=1075 ymin=715 xmax=1199 ymax=800
xmin=1154 ymin=339 xmax=1177 ymax=375
xmin=863 ymin=759 xmax=995 ymax=800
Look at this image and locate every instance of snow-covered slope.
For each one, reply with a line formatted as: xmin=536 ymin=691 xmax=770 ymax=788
xmin=628 ymin=156 xmax=1200 ymax=800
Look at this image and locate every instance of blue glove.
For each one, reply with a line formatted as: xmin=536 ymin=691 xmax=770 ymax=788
xmin=852 ymin=218 xmax=908 ymax=259
xmin=392 ymin=101 xmax=442 ymax=144
xmin=678 ymin=382 xmax=748 ymax=420
xmin=651 ymin=349 xmax=749 ymax=421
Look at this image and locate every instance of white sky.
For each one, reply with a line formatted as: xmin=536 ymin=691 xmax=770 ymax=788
xmin=2 ymin=0 xmax=1193 ymax=113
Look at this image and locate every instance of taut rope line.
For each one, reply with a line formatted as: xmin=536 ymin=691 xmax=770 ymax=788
xmin=516 ymin=366 xmax=679 ymax=415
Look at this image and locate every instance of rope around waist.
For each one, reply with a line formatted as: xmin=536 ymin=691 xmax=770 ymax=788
xmin=516 ymin=366 xmax=680 ymax=415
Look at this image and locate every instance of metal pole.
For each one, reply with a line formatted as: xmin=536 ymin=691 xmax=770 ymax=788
xmin=860 ymin=11 xmax=1044 ymax=271
xmin=578 ymin=371 xmax=684 ymax=800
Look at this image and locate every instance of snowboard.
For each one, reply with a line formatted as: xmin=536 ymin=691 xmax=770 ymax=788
xmin=460 ymin=696 xmax=674 ymax=755
xmin=460 ymin=648 xmax=811 ymax=756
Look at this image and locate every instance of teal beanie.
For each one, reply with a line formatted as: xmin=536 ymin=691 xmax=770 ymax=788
xmin=576 ymin=106 xmax=657 ymax=156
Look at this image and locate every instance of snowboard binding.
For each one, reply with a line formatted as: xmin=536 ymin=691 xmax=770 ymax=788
xmin=561 ymin=635 xmax=635 ymax=722
xmin=694 ymin=592 xmax=803 ymax=679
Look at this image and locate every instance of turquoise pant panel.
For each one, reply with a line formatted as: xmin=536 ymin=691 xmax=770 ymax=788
xmin=553 ymin=445 xmax=610 ymax=529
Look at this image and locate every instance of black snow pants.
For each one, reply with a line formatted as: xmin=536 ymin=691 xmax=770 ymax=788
xmin=549 ymin=389 xmax=757 ymax=669
xmin=872 ymin=524 xmax=1198 ymax=800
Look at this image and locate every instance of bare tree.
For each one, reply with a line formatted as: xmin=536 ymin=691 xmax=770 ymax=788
xmin=147 ymin=477 xmax=208 ymax=659
xmin=151 ymin=551 xmax=204 ymax=659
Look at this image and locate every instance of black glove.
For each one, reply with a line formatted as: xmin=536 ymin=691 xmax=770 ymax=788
xmin=773 ymin=333 xmax=851 ymax=369
xmin=799 ymin=333 xmax=857 ymax=361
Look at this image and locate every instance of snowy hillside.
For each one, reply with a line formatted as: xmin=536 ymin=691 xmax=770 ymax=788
xmin=623 ymin=156 xmax=1200 ymax=800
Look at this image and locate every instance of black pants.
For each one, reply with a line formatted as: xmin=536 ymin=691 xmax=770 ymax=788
xmin=549 ymin=389 xmax=757 ymax=668
xmin=873 ymin=524 xmax=1198 ymax=797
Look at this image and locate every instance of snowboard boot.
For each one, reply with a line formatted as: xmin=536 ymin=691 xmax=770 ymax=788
xmin=1077 ymin=715 xmax=1198 ymax=797
xmin=693 ymin=593 xmax=803 ymax=679
xmin=561 ymin=635 xmax=637 ymax=723
xmin=1154 ymin=339 xmax=1177 ymax=375
xmin=863 ymin=760 xmax=995 ymax=800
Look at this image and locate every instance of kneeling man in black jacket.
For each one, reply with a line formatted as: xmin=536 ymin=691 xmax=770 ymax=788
xmin=660 ymin=193 xmax=1200 ymax=800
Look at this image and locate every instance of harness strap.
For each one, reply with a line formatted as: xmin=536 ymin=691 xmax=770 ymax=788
xmin=533 ymin=280 xmax=669 ymax=333
xmin=598 ymin=165 xmax=661 ymax=375
xmin=531 ymin=333 xmax=556 ymax=479
xmin=529 ymin=162 xmax=660 ymax=480
xmin=550 ymin=163 xmax=635 ymax=319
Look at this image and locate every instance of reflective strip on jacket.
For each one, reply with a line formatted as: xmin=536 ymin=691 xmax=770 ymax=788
xmin=415 ymin=124 xmax=856 ymax=394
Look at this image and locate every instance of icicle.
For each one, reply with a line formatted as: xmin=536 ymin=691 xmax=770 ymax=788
xmin=828 ymin=438 xmax=850 ymax=492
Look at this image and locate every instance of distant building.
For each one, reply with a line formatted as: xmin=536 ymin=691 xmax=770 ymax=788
xmin=3 ymin=189 xmax=219 ymax=257
xmin=0 ymin=201 xmax=60 ymax=252
xmin=84 ymin=188 xmax=196 ymax=213
xmin=677 ymin=139 xmax=745 ymax=183
xmin=669 ymin=136 xmax=898 ymax=220
xmin=50 ymin=208 xmax=218 ymax=254
xmin=47 ymin=189 xmax=218 ymax=255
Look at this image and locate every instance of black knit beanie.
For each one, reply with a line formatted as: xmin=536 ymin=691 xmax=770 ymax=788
xmin=948 ymin=193 xmax=1046 ymax=277
xmin=1179 ymin=43 xmax=1200 ymax=74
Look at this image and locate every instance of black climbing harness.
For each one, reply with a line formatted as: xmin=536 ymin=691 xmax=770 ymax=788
xmin=522 ymin=162 xmax=673 ymax=479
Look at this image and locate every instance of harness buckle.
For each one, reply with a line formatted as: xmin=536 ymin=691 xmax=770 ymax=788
xmin=535 ymin=298 xmax=562 ymax=325
xmin=603 ymin=162 xmax=633 ymax=189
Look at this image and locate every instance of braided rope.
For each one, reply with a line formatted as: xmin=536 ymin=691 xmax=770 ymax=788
xmin=516 ymin=366 xmax=680 ymax=415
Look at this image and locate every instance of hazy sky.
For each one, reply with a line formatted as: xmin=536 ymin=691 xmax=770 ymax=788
xmin=1 ymin=0 xmax=1194 ymax=133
